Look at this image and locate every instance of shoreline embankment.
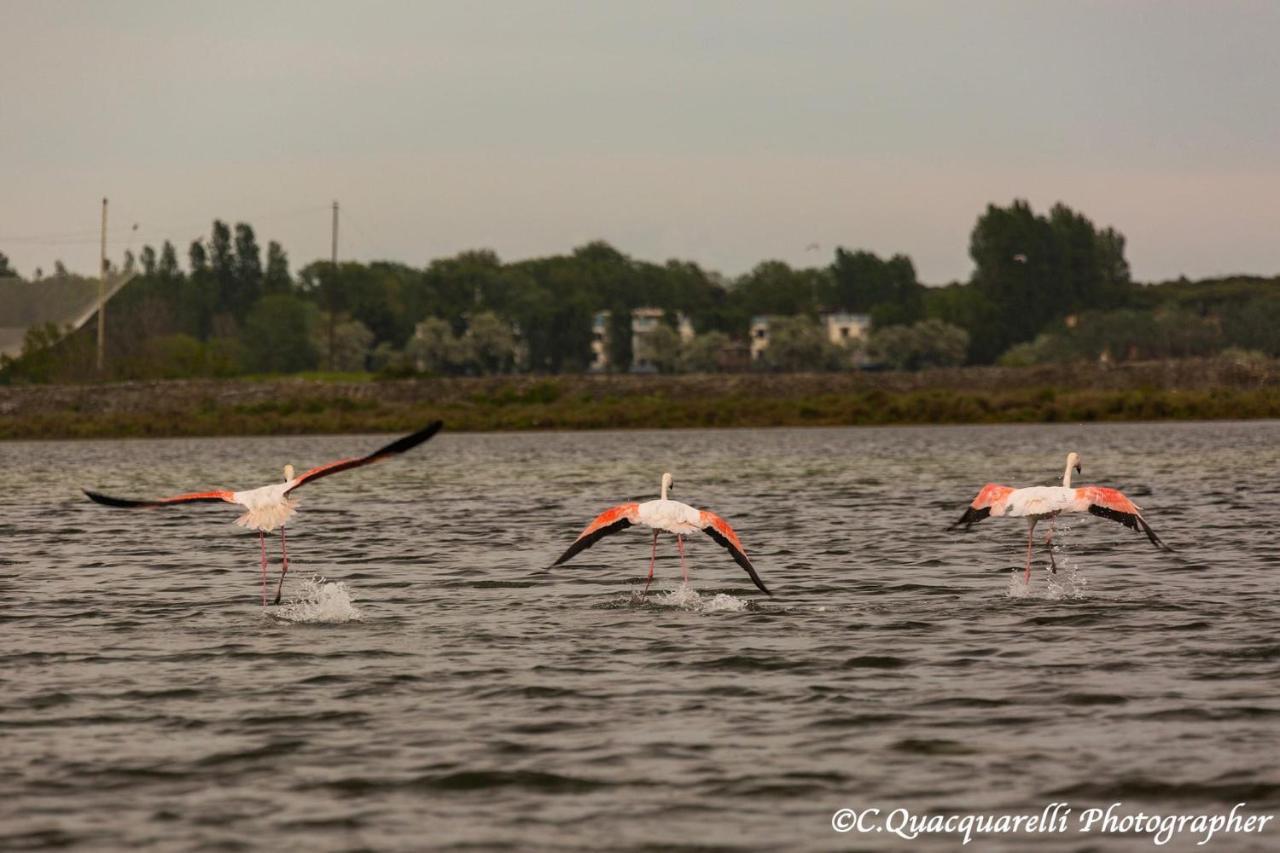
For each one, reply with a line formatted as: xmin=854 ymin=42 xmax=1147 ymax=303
xmin=1 ymin=360 xmax=1277 ymax=440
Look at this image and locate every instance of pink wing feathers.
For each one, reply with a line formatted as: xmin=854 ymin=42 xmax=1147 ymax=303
xmin=285 ymin=420 xmax=443 ymax=493
xmin=699 ymin=510 xmax=770 ymax=595
xmin=83 ymin=489 xmax=237 ymax=509
xmin=1076 ymin=486 xmax=1170 ymax=550
xmin=950 ymin=483 xmax=1015 ymax=530
xmin=551 ymin=503 xmax=641 ymax=566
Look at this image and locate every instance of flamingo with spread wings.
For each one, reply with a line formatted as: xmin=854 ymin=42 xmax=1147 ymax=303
xmin=551 ymin=472 xmax=771 ymax=596
xmin=84 ymin=421 xmax=443 ymax=605
xmin=951 ymin=452 xmax=1171 ymax=583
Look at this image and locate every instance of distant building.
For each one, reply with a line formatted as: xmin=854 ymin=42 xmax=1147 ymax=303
xmin=590 ymin=311 xmax=610 ymax=371
xmin=592 ymin=308 xmax=694 ymax=373
xmin=750 ymin=312 xmax=870 ymax=361
xmin=822 ymin=312 xmax=872 ymax=346
xmin=749 ymin=316 xmax=770 ymax=361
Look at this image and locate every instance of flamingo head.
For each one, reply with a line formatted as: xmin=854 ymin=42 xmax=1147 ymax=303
xmin=1066 ymin=452 xmax=1081 ymax=474
xmin=283 ymin=464 xmax=295 ymax=482
xmin=661 ymin=472 xmax=674 ymax=499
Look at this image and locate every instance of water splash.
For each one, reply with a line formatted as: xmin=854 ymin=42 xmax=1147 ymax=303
xmin=1006 ymin=552 xmax=1089 ymax=600
xmin=637 ymin=584 xmax=748 ymax=613
xmin=271 ymin=576 xmax=364 ymax=623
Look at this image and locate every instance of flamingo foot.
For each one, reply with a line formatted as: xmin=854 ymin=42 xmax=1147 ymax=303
xmin=677 ymin=535 xmax=688 ymax=585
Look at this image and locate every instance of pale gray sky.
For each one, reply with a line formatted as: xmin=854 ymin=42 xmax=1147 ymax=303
xmin=2 ymin=0 xmax=1278 ymax=283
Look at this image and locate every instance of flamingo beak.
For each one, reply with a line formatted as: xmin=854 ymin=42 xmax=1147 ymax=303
xmin=1075 ymin=464 xmax=1082 ymax=474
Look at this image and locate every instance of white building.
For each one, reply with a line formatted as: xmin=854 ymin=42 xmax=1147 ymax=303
xmin=822 ymin=312 xmax=872 ymax=346
xmin=750 ymin=312 xmax=871 ymax=362
xmin=591 ymin=308 xmax=695 ymax=372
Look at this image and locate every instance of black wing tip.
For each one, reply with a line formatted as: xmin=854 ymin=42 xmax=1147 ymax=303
xmin=702 ymin=525 xmax=771 ymax=595
xmin=1141 ymin=519 xmax=1174 ymax=552
xmin=83 ymin=489 xmax=146 ymax=508
xmin=948 ymin=506 xmax=988 ymax=532
xmin=375 ymin=420 xmax=445 ymax=457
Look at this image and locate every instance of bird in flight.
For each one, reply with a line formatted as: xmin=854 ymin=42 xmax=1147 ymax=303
xmin=550 ymin=472 xmax=771 ymax=596
xmin=951 ymin=452 xmax=1170 ymax=583
xmin=84 ymin=421 xmax=443 ymax=605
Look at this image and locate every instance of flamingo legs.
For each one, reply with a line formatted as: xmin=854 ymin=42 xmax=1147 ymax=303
xmin=639 ymin=532 xmax=691 ymax=595
xmin=1044 ymin=518 xmax=1058 ymax=574
xmin=643 ymin=529 xmax=659 ymax=594
xmin=273 ymin=526 xmax=290 ymax=606
xmin=258 ymin=531 xmax=268 ymax=606
xmin=1023 ymin=518 xmax=1038 ymax=584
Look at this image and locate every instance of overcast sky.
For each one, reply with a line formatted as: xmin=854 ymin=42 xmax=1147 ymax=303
xmin=2 ymin=0 xmax=1278 ymax=283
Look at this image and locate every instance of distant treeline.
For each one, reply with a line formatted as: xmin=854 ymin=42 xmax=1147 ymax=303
xmin=1 ymin=199 xmax=1278 ymax=384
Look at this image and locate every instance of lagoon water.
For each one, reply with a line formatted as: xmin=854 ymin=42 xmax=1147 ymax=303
xmin=2 ymin=422 xmax=1278 ymax=851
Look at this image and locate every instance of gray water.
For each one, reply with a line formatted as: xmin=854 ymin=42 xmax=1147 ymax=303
xmin=1 ymin=422 xmax=1277 ymax=852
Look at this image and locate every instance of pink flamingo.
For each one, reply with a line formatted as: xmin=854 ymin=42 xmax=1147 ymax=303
xmin=84 ymin=422 xmax=443 ymax=605
xmin=551 ymin=472 xmax=771 ymax=595
xmin=951 ymin=452 xmax=1171 ymax=582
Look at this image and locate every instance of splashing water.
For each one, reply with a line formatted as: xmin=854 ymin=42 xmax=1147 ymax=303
xmin=271 ymin=576 xmax=364 ymax=623
xmin=1006 ymin=528 xmax=1089 ymax=600
xmin=638 ymin=584 xmax=749 ymax=613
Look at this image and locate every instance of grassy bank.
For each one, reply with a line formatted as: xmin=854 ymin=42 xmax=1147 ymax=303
xmin=1 ymin=360 xmax=1277 ymax=440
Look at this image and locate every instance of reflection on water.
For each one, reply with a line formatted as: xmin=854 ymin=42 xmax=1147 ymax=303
xmin=1 ymin=422 xmax=1278 ymax=850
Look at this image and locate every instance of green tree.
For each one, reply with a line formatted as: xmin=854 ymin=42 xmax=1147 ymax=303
xmin=466 ymin=311 xmax=517 ymax=374
xmin=639 ymin=323 xmax=682 ymax=373
xmin=264 ymin=241 xmax=291 ymax=293
xmin=139 ymin=245 xmax=157 ymax=276
xmin=157 ymin=242 xmax=180 ymax=278
xmin=731 ymin=261 xmax=828 ymax=323
xmin=242 ymin=294 xmax=318 ymax=373
xmin=0 ymin=251 xmax=18 ymax=278
xmin=405 ymin=317 xmax=463 ymax=373
xmin=312 ymin=317 xmax=374 ymax=372
xmin=868 ymin=319 xmax=969 ymax=370
xmin=828 ymin=249 xmax=923 ymax=326
xmin=232 ymin=223 xmax=264 ymax=314
xmin=678 ymin=330 xmax=730 ymax=372
xmin=757 ymin=316 xmax=846 ymax=372
xmin=188 ymin=240 xmax=208 ymax=274
xmin=968 ymin=199 xmax=1132 ymax=362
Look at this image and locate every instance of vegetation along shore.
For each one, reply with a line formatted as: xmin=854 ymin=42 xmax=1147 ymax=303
xmin=2 ymin=357 xmax=1277 ymax=441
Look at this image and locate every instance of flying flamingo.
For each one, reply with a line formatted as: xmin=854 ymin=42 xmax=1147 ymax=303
xmin=84 ymin=421 xmax=443 ymax=605
xmin=550 ymin=472 xmax=771 ymax=595
xmin=951 ymin=452 xmax=1171 ymax=582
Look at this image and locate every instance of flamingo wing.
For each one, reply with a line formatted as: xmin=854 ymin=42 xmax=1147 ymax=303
xmin=1077 ymin=486 xmax=1171 ymax=550
xmin=285 ymin=420 xmax=443 ymax=493
xmin=950 ymin=483 xmax=1014 ymax=530
xmin=84 ymin=489 xmax=236 ymax=509
xmin=551 ymin=503 xmax=641 ymax=567
xmin=699 ymin=510 xmax=771 ymax=595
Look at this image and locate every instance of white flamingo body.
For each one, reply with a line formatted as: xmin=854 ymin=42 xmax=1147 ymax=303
xmin=231 ymin=479 xmax=301 ymax=532
xmin=952 ymin=452 xmax=1170 ymax=583
xmin=85 ymin=422 xmax=443 ymax=605
xmin=995 ymin=486 xmax=1078 ymax=519
xmin=636 ymin=498 xmax=703 ymax=535
xmin=552 ymin=472 xmax=771 ymax=595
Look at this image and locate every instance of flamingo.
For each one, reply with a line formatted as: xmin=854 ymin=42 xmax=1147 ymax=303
xmin=83 ymin=421 xmax=443 ymax=605
xmin=951 ymin=452 xmax=1171 ymax=583
xmin=550 ymin=472 xmax=771 ymax=595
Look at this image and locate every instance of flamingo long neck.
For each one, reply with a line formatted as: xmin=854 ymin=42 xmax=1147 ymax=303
xmin=660 ymin=479 xmax=669 ymax=501
xmin=1062 ymin=458 xmax=1074 ymax=488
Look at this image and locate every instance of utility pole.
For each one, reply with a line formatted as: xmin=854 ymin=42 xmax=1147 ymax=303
xmin=97 ymin=197 xmax=108 ymax=374
xmin=329 ymin=200 xmax=338 ymax=370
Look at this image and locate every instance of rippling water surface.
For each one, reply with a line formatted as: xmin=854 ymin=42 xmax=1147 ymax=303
xmin=2 ymin=422 xmax=1278 ymax=851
